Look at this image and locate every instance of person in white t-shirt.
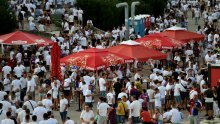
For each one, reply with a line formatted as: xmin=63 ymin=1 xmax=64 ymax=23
xmin=23 ymin=95 xmax=37 ymax=115
xmin=1 ymin=111 xmax=14 ymax=124
xmin=130 ymin=95 xmax=142 ymax=123
xmin=106 ymin=89 xmax=114 ymax=106
xmin=2 ymin=64 xmax=12 ymax=78
xmin=33 ymin=102 xmax=47 ymax=122
xmin=84 ymin=85 xmax=93 ymax=108
xmin=169 ymin=103 xmax=183 ymax=123
xmin=13 ymin=63 xmax=25 ymax=78
xmin=157 ymin=82 xmax=166 ymax=113
xmin=147 ymin=86 xmax=155 ymax=116
xmin=26 ymin=75 xmax=36 ymax=100
xmin=0 ymin=103 xmax=6 ymax=124
xmin=60 ymin=94 xmax=68 ymax=123
xmin=97 ymin=97 xmax=110 ymax=124
xmin=11 ymin=76 xmax=21 ymax=101
xmin=80 ymin=104 xmax=94 ymax=124
xmin=42 ymin=94 xmax=53 ymax=112
xmin=154 ymin=88 xmax=161 ymax=112
xmin=3 ymin=74 xmax=11 ymax=94
xmin=99 ymin=73 xmax=107 ymax=97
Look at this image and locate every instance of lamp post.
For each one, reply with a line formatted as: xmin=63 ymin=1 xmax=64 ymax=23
xmin=116 ymin=2 xmax=129 ymax=40
xmin=131 ymin=1 xmax=140 ymax=28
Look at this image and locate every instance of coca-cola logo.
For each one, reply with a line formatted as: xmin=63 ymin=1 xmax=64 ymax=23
xmin=12 ymin=40 xmax=27 ymax=44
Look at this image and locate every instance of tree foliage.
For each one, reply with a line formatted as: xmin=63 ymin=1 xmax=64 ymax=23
xmin=0 ymin=0 xmax=17 ymax=35
xmin=77 ymin=0 xmax=167 ymax=30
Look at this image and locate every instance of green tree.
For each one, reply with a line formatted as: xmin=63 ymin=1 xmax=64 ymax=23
xmin=77 ymin=0 xmax=166 ymax=30
xmin=0 ymin=0 xmax=17 ymax=35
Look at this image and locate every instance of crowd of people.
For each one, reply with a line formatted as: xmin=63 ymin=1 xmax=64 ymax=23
xmin=0 ymin=0 xmax=220 ymax=124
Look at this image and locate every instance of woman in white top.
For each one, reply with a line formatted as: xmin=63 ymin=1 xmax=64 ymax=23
xmin=52 ymin=81 xmax=59 ymax=111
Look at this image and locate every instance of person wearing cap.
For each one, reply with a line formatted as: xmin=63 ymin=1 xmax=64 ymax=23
xmin=33 ymin=101 xmax=47 ymax=122
xmin=80 ymin=104 xmax=94 ymax=124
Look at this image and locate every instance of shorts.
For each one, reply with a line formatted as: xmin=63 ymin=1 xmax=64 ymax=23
xmin=174 ymin=96 xmax=182 ymax=103
xmin=205 ymin=102 xmax=213 ymax=110
xmin=74 ymin=16 xmax=78 ymax=21
xmin=63 ymin=90 xmax=70 ymax=97
xmin=148 ymin=102 xmax=155 ymax=110
xmin=161 ymin=98 xmax=165 ymax=105
xmin=180 ymin=92 xmax=188 ymax=100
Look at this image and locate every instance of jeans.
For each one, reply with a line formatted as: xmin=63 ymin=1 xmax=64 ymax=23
xmin=189 ymin=115 xmax=199 ymax=124
xmin=116 ymin=115 xmax=125 ymax=123
xmin=60 ymin=111 xmax=67 ymax=122
xmin=100 ymin=91 xmax=106 ymax=98
xmin=132 ymin=116 xmax=140 ymax=124
xmin=20 ymin=87 xmax=27 ymax=101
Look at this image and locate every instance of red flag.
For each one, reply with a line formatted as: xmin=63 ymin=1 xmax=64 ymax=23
xmin=50 ymin=42 xmax=62 ymax=82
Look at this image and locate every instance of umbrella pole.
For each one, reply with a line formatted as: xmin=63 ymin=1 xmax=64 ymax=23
xmin=1 ymin=44 xmax=4 ymax=55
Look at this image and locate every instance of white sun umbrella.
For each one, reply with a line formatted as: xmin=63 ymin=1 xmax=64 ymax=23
xmin=165 ymin=26 xmax=186 ymax=31
xmin=120 ymin=40 xmax=141 ymax=45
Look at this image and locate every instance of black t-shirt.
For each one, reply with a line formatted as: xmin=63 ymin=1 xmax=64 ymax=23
xmin=23 ymin=58 xmax=30 ymax=66
xmin=114 ymin=82 xmax=122 ymax=94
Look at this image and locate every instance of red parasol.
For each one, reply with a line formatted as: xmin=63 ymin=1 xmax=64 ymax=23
xmin=0 ymin=31 xmax=54 ymax=46
xmin=107 ymin=40 xmax=167 ymax=62
xmin=160 ymin=26 xmax=205 ymax=42
xmin=136 ymin=33 xmax=184 ymax=49
xmin=60 ymin=48 xmax=133 ymax=71
xmin=50 ymin=43 xmax=62 ymax=82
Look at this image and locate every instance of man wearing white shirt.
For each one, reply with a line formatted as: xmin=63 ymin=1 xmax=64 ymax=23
xmin=84 ymin=85 xmax=93 ymax=108
xmin=23 ymin=95 xmax=37 ymax=115
xmin=83 ymin=73 xmax=91 ymax=85
xmin=3 ymin=74 xmax=11 ymax=94
xmin=11 ymin=76 xmax=21 ymax=101
xmin=42 ymin=94 xmax=53 ymax=112
xmin=13 ymin=63 xmax=25 ymax=78
xmin=1 ymin=111 xmax=14 ymax=124
xmin=2 ymin=63 xmax=11 ymax=78
xmin=63 ymin=77 xmax=71 ymax=101
xmin=169 ymin=103 xmax=182 ymax=123
xmin=174 ymin=79 xmax=186 ymax=106
xmin=158 ymin=82 xmax=166 ymax=112
xmin=80 ymin=104 xmax=94 ymax=124
xmin=97 ymin=97 xmax=110 ymax=124
xmin=99 ymin=73 xmax=106 ymax=97
xmin=60 ymin=94 xmax=68 ymax=124
xmin=130 ymin=95 xmax=142 ymax=123
xmin=33 ymin=102 xmax=47 ymax=122
xmin=27 ymin=75 xmax=36 ymax=100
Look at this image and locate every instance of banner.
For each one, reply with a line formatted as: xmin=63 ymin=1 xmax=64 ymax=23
xmin=208 ymin=64 xmax=220 ymax=87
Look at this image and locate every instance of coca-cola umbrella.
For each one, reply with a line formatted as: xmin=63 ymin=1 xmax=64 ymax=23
xmin=106 ymin=40 xmax=167 ymax=62
xmin=136 ymin=33 xmax=184 ymax=49
xmin=60 ymin=48 xmax=134 ymax=71
xmin=0 ymin=31 xmax=54 ymax=46
xmin=160 ymin=26 xmax=205 ymax=42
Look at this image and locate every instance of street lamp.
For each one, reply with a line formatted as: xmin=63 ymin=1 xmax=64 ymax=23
xmin=116 ymin=2 xmax=129 ymax=40
xmin=131 ymin=1 xmax=140 ymax=28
